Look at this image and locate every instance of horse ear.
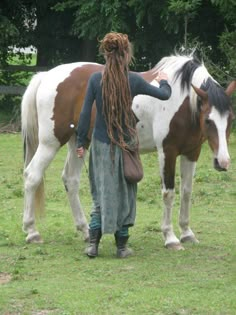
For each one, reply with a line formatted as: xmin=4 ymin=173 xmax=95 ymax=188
xmin=225 ymin=80 xmax=236 ymax=96
xmin=191 ymin=84 xmax=208 ymax=101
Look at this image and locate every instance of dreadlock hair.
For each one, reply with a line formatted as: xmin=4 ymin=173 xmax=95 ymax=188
xmin=99 ymin=32 xmax=138 ymax=150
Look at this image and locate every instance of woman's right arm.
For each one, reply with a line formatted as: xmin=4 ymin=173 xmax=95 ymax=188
xmin=135 ymin=72 xmax=172 ymax=100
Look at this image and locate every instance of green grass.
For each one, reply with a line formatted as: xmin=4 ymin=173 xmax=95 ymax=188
xmin=0 ymin=132 xmax=236 ymax=315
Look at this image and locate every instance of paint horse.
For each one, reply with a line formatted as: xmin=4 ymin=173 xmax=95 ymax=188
xmin=21 ymin=54 xmax=236 ymax=250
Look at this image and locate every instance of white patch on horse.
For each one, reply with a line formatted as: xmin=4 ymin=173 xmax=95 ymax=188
xmin=209 ymin=107 xmax=230 ymax=169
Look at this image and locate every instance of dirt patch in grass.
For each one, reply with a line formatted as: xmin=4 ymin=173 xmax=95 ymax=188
xmin=0 ymin=272 xmax=12 ymax=284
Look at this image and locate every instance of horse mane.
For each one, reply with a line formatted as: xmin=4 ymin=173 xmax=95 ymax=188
xmin=156 ymin=53 xmax=231 ymax=115
xmin=200 ymin=78 xmax=231 ymax=113
xmin=174 ymin=56 xmax=201 ymax=91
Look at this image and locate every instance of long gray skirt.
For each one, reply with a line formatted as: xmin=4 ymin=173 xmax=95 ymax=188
xmin=89 ymin=137 xmax=137 ymax=234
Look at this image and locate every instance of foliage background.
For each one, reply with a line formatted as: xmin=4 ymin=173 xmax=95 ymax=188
xmin=1 ymin=0 xmax=235 ymax=69
xmin=0 ymin=0 xmax=236 ymax=121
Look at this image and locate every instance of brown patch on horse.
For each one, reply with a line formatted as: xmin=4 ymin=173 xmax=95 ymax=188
xmin=52 ymin=64 xmax=104 ymax=146
xmin=162 ymin=97 xmax=204 ymax=189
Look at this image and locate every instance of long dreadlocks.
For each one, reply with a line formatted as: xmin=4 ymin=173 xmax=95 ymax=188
xmin=99 ymin=32 xmax=138 ymax=150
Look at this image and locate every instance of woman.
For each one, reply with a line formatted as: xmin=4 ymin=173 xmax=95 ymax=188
xmin=77 ymin=32 xmax=171 ymax=258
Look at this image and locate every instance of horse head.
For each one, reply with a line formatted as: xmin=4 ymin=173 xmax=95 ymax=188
xmin=192 ymin=81 xmax=236 ymax=171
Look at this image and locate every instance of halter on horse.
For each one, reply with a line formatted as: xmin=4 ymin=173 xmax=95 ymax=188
xmin=21 ymin=54 xmax=236 ymax=249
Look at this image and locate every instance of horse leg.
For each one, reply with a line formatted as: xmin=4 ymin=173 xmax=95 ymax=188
xmin=61 ymin=135 xmax=89 ymax=242
xmin=179 ymin=155 xmax=199 ymax=244
xmin=23 ymin=143 xmax=59 ymax=243
xmin=159 ymin=149 xmax=184 ymax=250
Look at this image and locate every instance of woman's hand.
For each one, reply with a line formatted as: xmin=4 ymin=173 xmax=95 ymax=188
xmin=77 ymin=147 xmax=85 ymax=158
xmin=155 ymin=71 xmax=168 ymax=83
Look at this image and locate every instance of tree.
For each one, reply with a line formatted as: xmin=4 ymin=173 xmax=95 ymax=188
xmin=0 ymin=0 xmax=98 ymax=68
xmin=1 ymin=0 xmax=235 ymax=71
xmin=0 ymin=0 xmax=36 ymax=66
xmin=53 ymin=0 xmax=178 ymax=70
xmin=215 ymin=0 xmax=236 ymax=82
xmin=33 ymin=0 xmax=97 ymax=66
xmin=1 ymin=0 xmax=236 ymax=124
xmin=54 ymin=0 xmax=236 ymax=75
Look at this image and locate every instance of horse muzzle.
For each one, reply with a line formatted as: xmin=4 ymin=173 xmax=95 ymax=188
xmin=214 ymin=158 xmax=230 ymax=171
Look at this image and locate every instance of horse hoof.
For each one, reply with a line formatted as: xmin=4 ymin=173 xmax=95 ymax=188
xmin=180 ymin=235 xmax=199 ymax=244
xmin=165 ymin=243 xmax=185 ymax=250
xmin=26 ymin=232 xmax=43 ymax=244
xmin=76 ymin=224 xmax=89 ymax=242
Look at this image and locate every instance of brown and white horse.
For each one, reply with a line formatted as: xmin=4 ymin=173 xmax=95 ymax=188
xmin=21 ymin=54 xmax=236 ymax=249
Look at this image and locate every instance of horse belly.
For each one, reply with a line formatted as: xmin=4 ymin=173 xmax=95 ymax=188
xmin=136 ymin=122 xmax=156 ymax=153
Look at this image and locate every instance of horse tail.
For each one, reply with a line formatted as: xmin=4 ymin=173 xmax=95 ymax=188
xmin=21 ymin=72 xmax=46 ymax=216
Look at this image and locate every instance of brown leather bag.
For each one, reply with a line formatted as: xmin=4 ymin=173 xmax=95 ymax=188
xmin=123 ymin=147 xmax=144 ymax=183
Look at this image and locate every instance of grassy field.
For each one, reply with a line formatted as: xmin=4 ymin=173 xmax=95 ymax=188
xmin=0 ymin=132 xmax=236 ymax=315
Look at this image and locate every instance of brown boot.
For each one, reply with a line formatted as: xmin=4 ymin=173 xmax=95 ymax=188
xmin=86 ymin=229 xmax=102 ymax=258
xmin=115 ymin=234 xmax=133 ymax=258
